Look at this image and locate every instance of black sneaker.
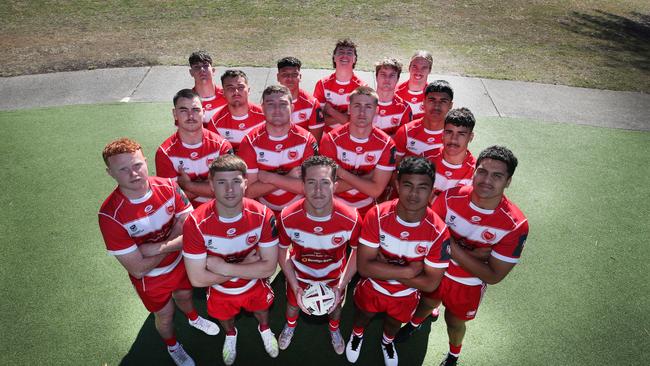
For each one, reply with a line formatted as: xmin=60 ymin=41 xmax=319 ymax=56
xmin=394 ymin=322 xmax=421 ymax=343
xmin=439 ymin=353 xmax=458 ymax=366
xmin=381 ymin=341 xmax=398 ymax=366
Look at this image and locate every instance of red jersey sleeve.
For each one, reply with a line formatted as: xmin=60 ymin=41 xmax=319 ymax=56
xmin=431 ymin=191 xmax=448 ymax=219
xmin=155 ymin=148 xmax=177 ymax=179
xmin=219 ymin=139 xmax=234 ymax=156
xmin=237 ymin=135 xmax=259 ymax=173
xmin=172 ymin=180 xmax=193 ymax=216
xmin=401 ymin=105 xmax=413 ymax=126
xmin=359 ymin=205 xmax=380 ymax=248
xmin=304 ymin=133 xmax=318 ymax=158
xmin=491 ymin=220 xmax=529 ymax=264
xmin=376 ymin=138 xmax=397 ymax=171
xmin=319 ymin=133 xmax=337 ymax=160
xmin=98 ymin=214 xmax=138 ymax=256
xmin=313 ymin=80 xmax=325 ymax=104
xmin=277 ymin=212 xmax=291 ymax=249
xmin=424 ymin=225 xmax=451 ymax=268
xmin=309 ymin=100 xmax=325 ymax=130
xmin=258 ymin=208 xmax=279 ymax=248
xmin=182 ymin=214 xmax=207 ymax=259
xmin=348 ymin=210 xmax=362 ymax=250
xmin=393 ymin=125 xmax=407 ymax=156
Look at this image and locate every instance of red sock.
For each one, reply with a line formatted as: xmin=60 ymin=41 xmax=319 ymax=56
xmin=226 ymin=328 xmax=237 ymax=336
xmin=163 ymin=335 xmax=177 ymax=347
xmin=185 ymin=310 xmax=199 ymax=321
xmin=410 ymin=315 xmax=426 ymax=326
xmin=258 ymin=323 xmax=270 ymax=332
xmin=286 ymin=313 xmax=299 ymax=328
xmin=449 ymin=342 xmax=462 ymax=356
xmin=382 ymin=332 xmax=395 ymax=344
xmin=352 ymin=326 xmax=364 ymax=337
xmin=328 ymin=319 xmax=340 ymax=332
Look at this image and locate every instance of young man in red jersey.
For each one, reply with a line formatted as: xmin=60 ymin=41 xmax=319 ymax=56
xmin=395 ymin=50 xmax=433 ymax=119
xmin=396 ymin=146 xmax=529 ymax=366
xmin=182 ymin=154 xmax=280 ymax=365
xmin=373 ymin=57 xmax=413 ymax=136
xmin=98 ymin=138 xmax=219 ymax=366
xmin=345 ymin=156 xmax=451 ymax=366
xmin=276 ymin=156 xmax=361 ymax=354
xmin=188 ymin=50 xmax=227 ymax=122
xmin=156 ymin=89 xmax=233 ymax=207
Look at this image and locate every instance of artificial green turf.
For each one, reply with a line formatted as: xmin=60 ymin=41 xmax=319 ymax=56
xmin=0 ymin=103 xmax=648 ymax=365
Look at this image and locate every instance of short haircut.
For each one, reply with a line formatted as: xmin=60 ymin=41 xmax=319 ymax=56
xmin=262 ymin=85 xmax=292 ymax=103
xmin=173 ymin=88 xmax=200 ymax=106
xmin=102 ymin=138 xmax=141 ymax=166
xmin=220 ymin=69 xmax=249 ymax=85
xmin=277 ymin=56 xmax=302 ymax=70
xmin=349 ymin=86 xmax=378 ymax=105
xmin=301 ymin=155 xmax=338 ymax=182
xmin=476 ymin=145 xmax=518 ymax=178
xmin=445 ymin=108 xmax=476 ymax=131
xmin=188 ymin=50 xmax=212 ymax=66
xmin=425 ymin=80 xmax=454 ymax=100
xmin=332 ymin=38 xmax=358 ymax=69
xmin=397 ymin=156 xmax=436 ymax=185
xmin=410 ymin=50 xmax=433 ymax=69
xmin=209 ymin=154 xmax=247 ymax=178
xmin=374 ymin=57 xmax=403 ymax=79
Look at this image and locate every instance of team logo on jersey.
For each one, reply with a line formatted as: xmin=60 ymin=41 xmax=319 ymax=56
xmin=288 ymin=150 xmax=298 ymax=160
xmin=275 ymin=144 xmax=283 ymax=151
xmin=365 ymin=154 xmax=375 ymax=163
xmin=410 ymin=140 xmax=416 ymax=146
xmin=445 ymin=171 xmax=452 ymax=177
xmin=481 ymin=229 xmax=496 ymax=242
xmin=190 ymin=152 xmax=199 ymax=160
xmin=293 ymin=232 xmax=300 ymax=238
xmin=391 ymin=117 xmax=399 ymax=125
xmin=416 ymin=243 xmax=427 ymax=254
xmin=379 ymin=234 xmax=385 ymax=241
xmin=238 ymin=123 xmax=246 ymax=130
xmin=411 ymin=97 xmax=418 ymax=102
xmin=427 ymin=137 xmax=435 ymax=143
xmin=400 ymin=231 xmax=410 ymax=239
xmin=206 ymin=103 xmax=212 ymax=109
xmin=332 ymin=235 xmax=344 ymax=245
xmin=226 ymin=228 xmax=237 ymax=237
xmin=166 ymin=205 xmax=174 ymax=215
xmin=380 ymin=109 xmax=386 ymax=115
xmin=246 ymin=234 xmax=258 ymax=245
xmin=266 ymin=292 xmax=274 ymax=304
xmin=299 ymin=112 xmax=307 ymax=120
xmin=471 ymin=216 xmax=482 ymax=222
xmin=144 ymin=205 xmax=154 ymax=213
xmin=313 ymin=226 xmax=323 ymax=233
xmin=338 ymin=88 xmax=345 ymax=94
xmin=129 ymin=224 xmax=137 ymax=232
xmin=355 ymin=146 xmax=363 ymax=153
xmin=450 ymin=215 xmax=456 ymax=222
xmin=225 ymin=131 xmax=231 ymax=136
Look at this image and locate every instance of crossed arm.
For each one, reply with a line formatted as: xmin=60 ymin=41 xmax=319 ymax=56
xmin=246 ymin=168 xmax=304 ymax=199
xmin=336 ymin=168 xmax=392 ymax=199
xmin=450 ymin=238 xmax=515 ymax=285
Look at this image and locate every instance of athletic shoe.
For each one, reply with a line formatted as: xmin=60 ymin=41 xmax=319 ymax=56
xmin=188 ymin=316 xmax=220 ymax=335
xmin=222 ymin=333 xmax=237 ymax=366
xmin=259 ymin=328 xmax=279 ymax=358
xmin=330 ymin=329 xmax=345 ymax=355
xmin=394 ymin=322 xmax=421 ymax=343
xmin=278 ymin=324 xmax=295 ymax=350
xmin=381 ymin=341 xmax=398 ymax=366
xmin=439 ymin=353 xmax=459 ymax=366
xmin=431 ymin=306 xmax=440 ymax=322
xmin=168 ymin=343 xmax=195 ymax=366
xmin=345 ymin=333 xmax=363 ymax=363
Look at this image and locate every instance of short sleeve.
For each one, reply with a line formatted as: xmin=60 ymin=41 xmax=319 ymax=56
xmin=155 ymin=147 xmax=177 ymax=179
xmin=313 ymin=80 xmax=325 ymax=104
xmin=172 ymin=180 xmax=193 ymax=216
xmin=376 ymin=138 xmax=396 ymax=171
xmin=348 ymin=209 xmax=362 ymax=250
xmin=309 ymin=99 xmax=325 ymax=130
xmin=237 ymin=135 xmax=259 ymax=173
xmin=277 ymin=212 xmax=291 ymax=249
xmin=393 ymin=125 xmax=407 ymax=156
xmin=491 ymin=220 xmax=529 ymax=264
xmin=424 ymin=225 xmax=451 ymax=268
xmin=258 ymin=208 xmax=279 ymax=247
xmin=182 ymin=214 xmax=207 ymax=259
xmin=359 ymin=205 xmax=380 ymax=248
xmin=319 ymin=133 xmax=337 ymax=161
xmin=98 ymin=214 xmax=137 ymax=256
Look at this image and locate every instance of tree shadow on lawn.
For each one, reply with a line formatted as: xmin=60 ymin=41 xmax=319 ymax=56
xmin=119 ymin=275 xmax=431 ymax=365
xmin=560 ymin=10 xmax=650 ymax=72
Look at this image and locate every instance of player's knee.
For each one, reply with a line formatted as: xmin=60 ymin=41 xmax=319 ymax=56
xmin=172 ymin=289 xmax=192 ymax=301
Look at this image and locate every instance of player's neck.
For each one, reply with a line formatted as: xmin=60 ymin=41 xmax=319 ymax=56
xmin=377 ymin=90 xmax=394 ymax=103
xmin=335 ymin=69 xmax=353 ymax=82
xmin=194 ymin=81 xmax=215 ymax=98
xmin=266 ymin=123 xmax=291 ymax=138
xmin=396 ymin=202 xmax=426 ymax=223
xmin=305 ymin=202 xmax=333 ymax=218
xmin=408 ymin=79 xmax=426 ymax=92
xmin=119 ymin=181 xmax=150 ymax=201
xmin=215 ymin=201 xmax=243 ymax=218
xmin=349 ymin=123 xmax=372 ymax=139
xmin=289 ymin=87 xmax=300 ymax=100
xmin=443 ymin=149 xmax=467 ymax=165
xmin=229 ymin=103 xmax=249 ymax=117
xmin=178 ymin=128 xmax=203 ymax=145
xmin=423 ymin=116 xmax=444 ymax=131
xmin=471 ymin=193 xmax=502 ymax=211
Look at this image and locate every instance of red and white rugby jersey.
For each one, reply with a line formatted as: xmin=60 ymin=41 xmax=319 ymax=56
xmin=360 ymin=200 xmax=450 ymax=297
xmin=182 ymin=198 xmax=279 ymax=295
xmin=155 ymin=129 xmax=234 ymax=207
xmin=393 ymin=118 xmax=443 ymax=158
xmin=238 ymin=125 xmax=318 ymax=212
xmin=396 ymin=81 xmax=425 ymax=120
xmin=313 ymin=72 xmax=368 ymax=131
xmin=373 ymin=95 xmax=413 ymax=136
xmin=319 ymin=125 xmax=396 ymax=210
xmin=427 ymin=149 xmax=476 ymax=196
xmin=292 ymin=89 xmax=324 ymax=131
xmin=432 ymin=185 xmax=529 ymax=286
xmin=98 ymin=177 xmax=193 ymax=279
xmin=193 ymin=85 xmax=227 ymax=123
xmin=207 ymin=103 xmax=266 ymax=151
xmin=278 ymin=199 xmax=361 ymax=284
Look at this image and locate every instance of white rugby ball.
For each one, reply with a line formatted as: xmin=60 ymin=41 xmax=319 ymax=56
xmin=301 ymin=282 xmax=336 ymax=316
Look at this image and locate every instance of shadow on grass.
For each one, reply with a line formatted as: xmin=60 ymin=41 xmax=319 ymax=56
xmin=560 ymin=10 xmax=650 ymax=72
xmin=119 ymin=274 xmax=431 ymax=365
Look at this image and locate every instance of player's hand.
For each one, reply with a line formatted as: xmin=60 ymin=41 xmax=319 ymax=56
xmin=242 ymin=249 xmax=260 ymax=263
xmin=257 ymin=170 xmax=271 ymax=184
xmin=206 ymin=255 xmax=226 ymax=273
xmin=469 ymin=247 xmax=492 ymax=262
xmin=177 ymin=165 xmax=192 ymax=188
xmin=138 ymin=243 xmax=161 ymax=257
xmin=376 ymin=251 xmax=388 ymax=263
xmin=406 ymin=260 xmax=424 ymax=278
xmin=295 ymin=287 xmax=312 ymax=314
xmin=328 ymin=284 xmax=345 ymax=314
xmin=287 ymin=166 xmax=302 ymax=179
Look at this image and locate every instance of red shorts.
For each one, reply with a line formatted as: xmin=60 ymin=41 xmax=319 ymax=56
xmin=286 ymin=280 xmax=344 ymax=308
xmin=424 ymin=276 xmax=487 ymax=321
xmin=353 ymin=278 xmax=420 ymax=323
xmin=131 ymin=259 xmax=192 ymax=313
xmin=207 ymin=280 xmax=274 ymax=320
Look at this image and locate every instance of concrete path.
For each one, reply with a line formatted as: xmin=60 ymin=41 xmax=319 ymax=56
xmin=1 ymin=66 xmax=648 ymax=131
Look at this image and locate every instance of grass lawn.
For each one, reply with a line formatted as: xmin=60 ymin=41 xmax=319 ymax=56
xmin=0 ymin=103 xmax=649 ymax=365
xmin=1 ymin=1 xmax=649 ymax=92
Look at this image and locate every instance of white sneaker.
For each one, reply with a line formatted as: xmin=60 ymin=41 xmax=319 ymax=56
xmin=259 ymin=328 xmax=279 ymax=358
xmin=330 ymin=329 xmax=345 ymax=355
xmin=278 ymin=324 xmax=295 ymax=350
xmin=345 ymin=333 xmax=363 ymax=363
xmin=188 ymin=316 xmax=220 ymax=335
xmin=381 ymin=341 xmax=398 ymax=366
xmin=223 ymin=332 xmax=237 ymax=366
xmin=168 ymin=343 xmax=195 ymax=366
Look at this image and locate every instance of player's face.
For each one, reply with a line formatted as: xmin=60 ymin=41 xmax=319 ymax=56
xmin=106 ymin=150 xmax=149 ymax=193
xmin=397 ymin=173 xmax=434 ymax=212
xmin=277 ymin=67 xmax=301 ymax=92
xmin=189 ymin=62 xmax=214 ymax=83
xmin=303 ymin=165 xmax=336 ymax=212
xmin=334 ymin=47 xmax=356 ymax=70
xmin=173 ymin=96 xmax=204 ymax=133
xmin=443 ymin=124 xmax=473 ymax=156
xmin=210 ymin=170 xmax=247 ymax=209
xmin=223 ymin=76 xmax=249 ymax=107
xmin=262 ymin=92 xmax=292 ymax=128
xmin=348 ymin=94 xmax=377 ymax=128
xmin=376 ymin=67 xmax=399 ymax=93
xmin=423 ymin=92 xmax=453 ymax=121
xmin=409 ymin=58 xmax=431 ymax=84
xmin=472 ymin=158 xmax=511 ymax=200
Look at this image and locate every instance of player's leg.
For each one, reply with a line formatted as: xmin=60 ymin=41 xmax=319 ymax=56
xmin=395 ymin=296 xmax=441 ymax=342
xmin=381 ymin=291 xmax=420 ymax=366
xmin=154 ymin=298 xmax=194 ymax=366
xmin=346 ymin=307 xmax=375 ymax=363
xmin=380 ymin=315 xmax=403 ymax=366
xmin=172 ymin=288 xmax=219 ymax=335
xmin=440 ymin=310 xmax=466 ymax=366
xmin=279 ymin=282 xmax=301 ymax=350
xmin=249 ymin=281 xmax=278 ymax=358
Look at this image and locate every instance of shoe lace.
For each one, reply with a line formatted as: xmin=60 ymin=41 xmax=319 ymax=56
xmin=172 ymin=347 xmax=188 ymax=363
xmin=383 ymin=342 xmax=395 ymax=359
xmin=351 ymin=335 xmax=362 ymax=350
